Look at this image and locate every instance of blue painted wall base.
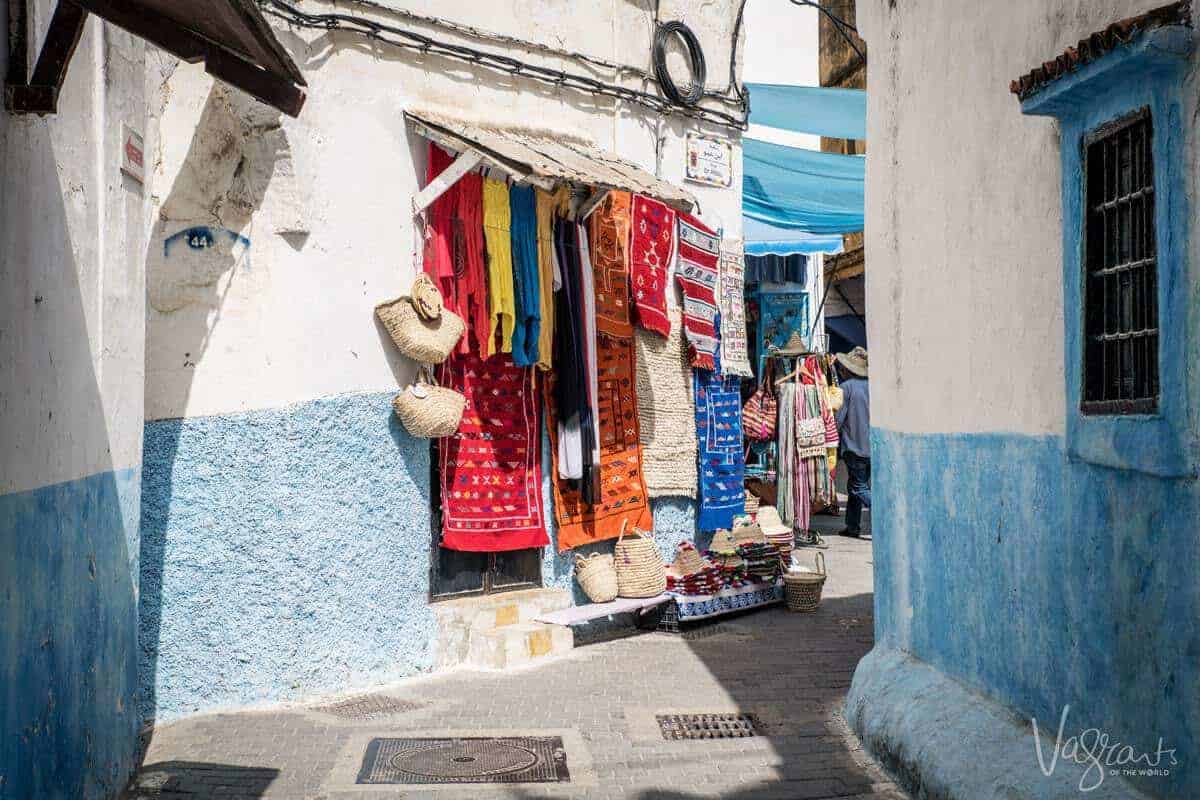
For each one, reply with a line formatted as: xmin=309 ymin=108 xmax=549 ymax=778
xmin=1 ymin=468 xmax=141 ymax=800
xmin=864 ymin=428 xmax=1199 ymax=800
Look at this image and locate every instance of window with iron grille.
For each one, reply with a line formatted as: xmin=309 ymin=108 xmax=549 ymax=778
xmin=1082 ymin=108 xmax=1159 ymax=415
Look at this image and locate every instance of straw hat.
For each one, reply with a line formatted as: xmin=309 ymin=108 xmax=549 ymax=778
xmin=709 ymin=528 xmax=738 ymax=555
xmin=836 ymin=346 xmax=868 ymax=378
xmin=756 ymin=505 xmax=791 ymax=536
xmin=769 ymin=331 xmax=810 ymax=357
xmin=667 ymin=542 xmax=712 ymax=577
xmin=732 ymin=521 xmax=767 ymax=546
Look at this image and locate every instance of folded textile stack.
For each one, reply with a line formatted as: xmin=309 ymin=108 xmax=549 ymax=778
xmin=705 ymin=550 xmax=750 ymax=588
xmin=744 ymin=490 xmax=760 ymax=515
xmin=666 ymin=541 xmax=724 ymax=595
xmin=737 ymin=542 xmax=784 ymax=581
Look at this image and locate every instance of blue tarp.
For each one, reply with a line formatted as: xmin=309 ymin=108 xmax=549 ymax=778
xmin=743 ymin=215 xmax=844 ymax=256
xmin=746 ymin=83 xmax=867 ymax=140
xmin=825 ymin=314 xmax=867 ymax=352
xmin=743 ymin=137 xmax=865 ymax=235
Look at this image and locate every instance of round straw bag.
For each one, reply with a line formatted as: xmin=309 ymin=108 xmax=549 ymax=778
xmin=784 ymin=552 xmax=827 ymax=612
xmin=375 ymin=294 xmax=464 ymax=365
xmin=392 ymin=369 xmax=466 ymax=438
xmin=613 ymin=524 xmax=667 ymax=598
xmin=575 ymin=552 xmax=618 ymax=603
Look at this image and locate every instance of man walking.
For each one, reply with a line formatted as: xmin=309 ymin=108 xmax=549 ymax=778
xmin=834 ymin=347 xmax=870 ymax=537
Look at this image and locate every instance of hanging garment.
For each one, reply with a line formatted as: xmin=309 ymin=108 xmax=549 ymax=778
xmin=422 ymin=144 xmax=459 ymax=321
xmin=509 ymin=184 xmax=541 ymax=367
xmin=551 ymin=217 xmax=590 ymax=482
xmin=628 ymin=194 xmax=677 ymax=337
xmin=578 ymin=220 xmax=601 ymax=482
xmin=439 ymin=352 xmax=548 ymax=552
xmin=744 ymin=252 xmax=808 ymax=285
xmin=546 ymin=195 xmax=652 ymax=551
xmin=775 ymin=381 xmax=797 ymax=527
xmin=454 ymin=171 xmax=488 ymax=354
xmin=694 ymin=369 xmax=745 ymax=531
xmin=717 ymin=240 xmax=754 ymax=378
xmin=676 ymin=212 xmax=722 ymax=370
xmin=482 ymin=177 xmax=515 ymax=357
xmin=533 ymin=187 xmax=562 ymax=370
xmin=636 ymin=307 xmax=698 ymax=498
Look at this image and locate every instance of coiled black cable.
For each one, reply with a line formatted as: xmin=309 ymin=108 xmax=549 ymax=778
xmin=653 ymin=21 xmax=706 ymax=107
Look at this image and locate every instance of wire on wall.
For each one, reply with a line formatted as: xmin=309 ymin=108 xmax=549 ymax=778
xmin=258 ymin=0 xmax=750 ymax=130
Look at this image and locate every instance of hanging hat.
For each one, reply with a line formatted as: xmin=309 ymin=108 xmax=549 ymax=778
xmin=756 ymin=505 xmax=791 ymax=537
xmin=835 ymin=346 xmax=869 ymax=377
xmin=409 ymin=273 xmax=444 ymax=321
xmin=770 ymin=331 xmax=810 ymax=357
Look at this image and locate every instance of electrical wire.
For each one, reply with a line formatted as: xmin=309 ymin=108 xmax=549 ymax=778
xmin=789 ymin=0 xmax=865 ymax=65
xmin=653 ymin=21 xmax=706 ymax=106
xmin=259 ymin=0 xmax=749 ymax=128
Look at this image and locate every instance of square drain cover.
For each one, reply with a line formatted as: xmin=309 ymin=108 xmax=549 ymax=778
xmin=313 ymin=694 xmax=422 ymax=720
xmin=656 ymin=713 xmax=761 ymax=740
xmin=356 ymin=737 xmax=570 ymax=785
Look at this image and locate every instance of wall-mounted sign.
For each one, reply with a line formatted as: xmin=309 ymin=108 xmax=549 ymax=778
xmin=121 ymin=123 xmax=144 ymax=184
xmin=685 ymin=133 xmax=732 ymax=188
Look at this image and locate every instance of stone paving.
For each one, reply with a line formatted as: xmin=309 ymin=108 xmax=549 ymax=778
xmin=126 ymin=513 xmax=902 ymax=800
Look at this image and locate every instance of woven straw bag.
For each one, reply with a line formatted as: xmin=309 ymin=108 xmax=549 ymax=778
xmin=742 ymin=361 xmax=777 ymax=441
xmin=613 ymin=523 xmax=667 ymax=598
xmin=827 ymin=384 xmax=844 ymax=413
xmin=785 ymin=552 xmax=827 ymax=612
xmin=375 ymin=295 xmax=465 ymax=364
xmin=392 ymin=369 xmax=466 ymax=438
xmin=575 ymin=552 xmax=618 ymax=603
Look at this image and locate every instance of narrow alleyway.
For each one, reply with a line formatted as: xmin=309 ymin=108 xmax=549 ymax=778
xmin=126 ymin=522 xmax=902 ymax=800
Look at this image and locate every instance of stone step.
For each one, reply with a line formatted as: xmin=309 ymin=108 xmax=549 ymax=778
xmin=466 ymin=622 xmax=574 ymax=670
xmin=432 ymin=588 xmax=574 ymax=671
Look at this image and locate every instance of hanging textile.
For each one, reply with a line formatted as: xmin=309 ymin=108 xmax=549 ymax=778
xmin=533 ymin=187 xmax=562 ymax=370
xmin=717 ymin=240 xmax=753 ymax=378
xmin=454 ymin=171 xmax=489 ymax=354
xmin=743 ymin=137 xmax=865 ymax=235
xmin=629 ymin=194 xmax=677 ymax=337
xmin=676 ymin=212 xmax=721 ymax=370
xmin=757 ymin=290 xmax=809 ymax=372
xmin=744 ymin=215 xmax=845 ymax=257
xmin=744 ymin=252 xmax=808 ymax=285
xmin=438 ymin=352 xmax=548 ymax=552
xmin=694 ymin=369 xmax=745 ymax=531
xmin=546 ymin=192 xmax=652 ymax=550
xmin=423 ymin=144 xmax=464 ymax=330
xmin=776 ymin=381 xmax=797 ymax=528
xmin=482 ymin=177 xmax=515 ymax=357
xmin=636 ymin=307 xmax=698 ymax=498
xmin=550 ymin=217 xmax=593 ymax=484
xmin=509 ymin=184 xmax=541 ymax=367
xmin=577 ymin=220 xmax=601 ymax=490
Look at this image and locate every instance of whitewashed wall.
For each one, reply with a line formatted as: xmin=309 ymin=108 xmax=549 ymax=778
xmin=856 ymin=0 xmax=1175 ymax=437
xmin=743 ymin=0 xmax=821 ymax=150
xmin=146 ymin=0 xmax=747 ymax=421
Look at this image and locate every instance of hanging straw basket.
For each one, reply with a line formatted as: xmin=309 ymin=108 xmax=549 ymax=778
xmin=375 ymin=296 xmax=464 ymax=364
xmin=784 ymin=552 xmax=827 ymax=613
xmin=575 ymin=552 xmax=618 ymax=603
xmin=392 ymin=371 xmax=466 ymax=438
xmin=613 ymin=523 xmax=667 ymax=598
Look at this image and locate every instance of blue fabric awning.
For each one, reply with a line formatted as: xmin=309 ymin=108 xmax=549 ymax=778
xmin=743 ymin=215 xmax=844 ymax=256
xmin=746 ymin=83 xmax=866 ymax=140
xmin=825 ymin=314 xmax=867 ymax=351
xmin=743 ymin=137 xmax=865 ymax=235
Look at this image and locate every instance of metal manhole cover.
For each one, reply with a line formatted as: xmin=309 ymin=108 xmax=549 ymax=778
xmin=356 ymin=737 xmax=570 ymax=785
xmin=312 ymin=694 xmax=422 ymax=720
xmin=656 ymin=713 xmax=761 ymax=740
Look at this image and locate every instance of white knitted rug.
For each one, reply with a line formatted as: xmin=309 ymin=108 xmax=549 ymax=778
xmin=636 ymin=308 xmax=699 ymax=498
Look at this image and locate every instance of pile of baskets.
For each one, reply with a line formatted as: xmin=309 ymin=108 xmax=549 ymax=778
xmin=784 ymin=552 xmax=827 ymax=612
xmin=573 ymin=523 xmax=666 ymax=602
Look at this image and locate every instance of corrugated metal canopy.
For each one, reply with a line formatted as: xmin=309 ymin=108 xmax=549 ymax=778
xmin=406 ymin=108 xmax=696 ymax=212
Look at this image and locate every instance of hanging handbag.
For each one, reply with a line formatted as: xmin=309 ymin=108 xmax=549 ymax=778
xmin=742 ymin=360 xmax=778 ymax=442
xmin=826 ymin=358 xmax=844 ymax=413
xmin=796 ymin=417 xmax=827 ymax=459
xmin=375 ymin=276 xmax=465 ymax=365
xmin=392 ymin=368 xmax=466 ymax=438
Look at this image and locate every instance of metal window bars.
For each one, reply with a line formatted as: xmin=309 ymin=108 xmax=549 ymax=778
xmin=1082 ymin=108 xmax=1159 ymax=415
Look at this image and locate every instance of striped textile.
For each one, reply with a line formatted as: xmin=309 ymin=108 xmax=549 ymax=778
xmin=675 ymin=213 xmax=721 ymax=370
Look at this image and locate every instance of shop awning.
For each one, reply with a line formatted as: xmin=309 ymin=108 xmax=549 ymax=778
xmin=406 ymin=108 xmax=697 ymax=213
xmin=746 ymin=83 xmax=866 ymax=140
xmin=744 ymin=215 xmax=845 ymax=256
xmin=743 ymin=137 xmax=865 ymax=235
xmin=5 ymin=0 xmax=306 ymax=116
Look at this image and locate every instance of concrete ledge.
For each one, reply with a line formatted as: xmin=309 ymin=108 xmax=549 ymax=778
xmin=846 ymin=647 xmax=1151 ymax=800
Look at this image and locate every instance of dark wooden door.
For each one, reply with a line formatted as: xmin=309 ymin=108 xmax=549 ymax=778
xmin=429 ymin=440 xmax=542 ymax=601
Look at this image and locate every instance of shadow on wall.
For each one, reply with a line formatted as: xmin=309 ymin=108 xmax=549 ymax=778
xmin=137 ymin=83 xmax=287 ymax=730
xmin=0 ymin=118 xmax=140 ymax=797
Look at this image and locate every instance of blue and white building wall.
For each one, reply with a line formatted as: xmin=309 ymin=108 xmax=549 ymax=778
xmin=850 ymin=2 xmax=1199 ymax=798
xmin=2 ymin=11 xmax=159 ymax=799
xmin=140 ymin=0 xmax=748 ymax=725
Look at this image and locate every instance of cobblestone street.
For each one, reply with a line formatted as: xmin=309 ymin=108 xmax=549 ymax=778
xmin=127 ymin=521 xmax=903 ymax=800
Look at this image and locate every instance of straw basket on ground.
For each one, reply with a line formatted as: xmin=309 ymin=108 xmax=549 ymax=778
xmin=575 ymin=552 xmax=618 ymax=603
xmin=784 ymin=552 xmax=827 ymax=612
xmin=613 ymin=524 xmax=666 ymax=598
